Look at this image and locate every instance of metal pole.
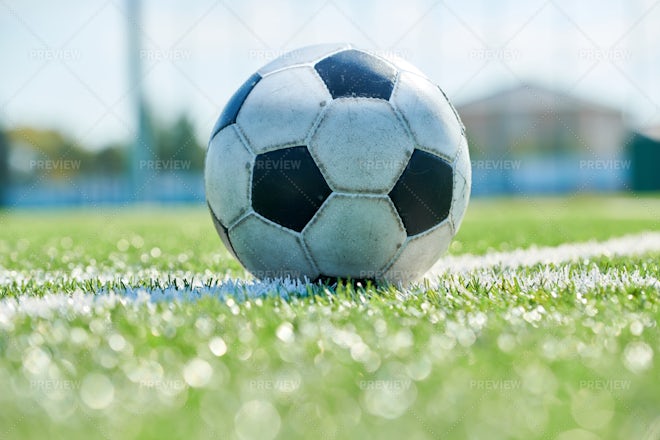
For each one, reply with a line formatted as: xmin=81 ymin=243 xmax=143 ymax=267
xmin=126 ymin=0 xmax=152 ymax=201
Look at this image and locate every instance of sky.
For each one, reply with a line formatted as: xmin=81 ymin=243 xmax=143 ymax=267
xmin=1 ymin=0 xmax=659 ymax=149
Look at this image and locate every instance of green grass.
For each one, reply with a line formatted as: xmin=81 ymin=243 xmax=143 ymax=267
xmin=1 ymin=195 xmax=659 ymax=439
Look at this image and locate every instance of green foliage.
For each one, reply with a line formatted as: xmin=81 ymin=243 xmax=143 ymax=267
xmin=4 ymin=112 xmax=205 ymax=183
xmin=151 ymin=113 xmax=205 ymax=172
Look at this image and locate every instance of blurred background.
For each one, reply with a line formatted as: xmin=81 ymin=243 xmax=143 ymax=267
xmin=1 ymin=0 xmax=659 ymax=207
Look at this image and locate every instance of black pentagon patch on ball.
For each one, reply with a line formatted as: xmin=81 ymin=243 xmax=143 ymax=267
xmin=314 ymin=50 xmax=397 ymax=100
xmin=210 ymin=72 xmax=261 ymax=139
xmin=252 ymin=146 xmax=332 ymax=232
xmin=389 ymin=149 xmax=453 ymax=236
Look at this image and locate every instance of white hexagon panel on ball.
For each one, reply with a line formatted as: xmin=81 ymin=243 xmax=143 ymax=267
xmin=205 ymin=126 xmax=254 ymax=228
xmin=309 ymin=99 xmax=414 ymax=194
xmin=303 ymin=194 xmax=406 ymax=279
xmin=391 ymin=71 xmax=464 ymax=161
xmin=236 ymin=66 xmax=331 ymax=154
xmin=229 ymin=213 xmax=319 ymax=280
xmin=383 ymin=220 xmax=454 ymax=284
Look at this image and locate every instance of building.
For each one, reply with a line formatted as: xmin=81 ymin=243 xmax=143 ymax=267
xmin=455 ymin=83 xmax=628 ymax=195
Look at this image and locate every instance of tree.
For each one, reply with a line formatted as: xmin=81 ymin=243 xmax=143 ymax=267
xmin=152 ymin=113 xmax=204 ymax=172
xmin=92 ymin=143 xmax=127 ymax=175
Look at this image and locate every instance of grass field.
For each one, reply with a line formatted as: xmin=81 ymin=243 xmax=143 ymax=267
xmin=1 ymin=195 xmax=659 ymax=439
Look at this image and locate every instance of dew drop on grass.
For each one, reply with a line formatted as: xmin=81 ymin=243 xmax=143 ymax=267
xmin=456 ymin=328 xmax=476 ymax=347
xmin=362 ymin=376 xmax=417 ymax=419
xmin=630 ymin=321 xmax=643 ymax=336
xmin=468 ymin=312 xmax=487 ymax=330
xmin=374 ymin=319 xmax=387 ymax=337
xmin=195 ymin=317 xmax=214 ymax=338
xmin=389 ymin=329 xmax=413 ymax=353
xmin=46 ymin=247 xmax=57 ymax=258
xmin=406 ymin=357 xmax=432 ymax=381
xmin=623 ymin=341 xmax=653 ymax=373
xmin=116 ymin=239 xmax=129 ymax=252
xmin=276 ymin=322 xmax=294 ymax=343
xmin=521 ymin=363 xmax=557 ymax=396
xmin=22 ymin=347 xmax=51 ymax=375
xmin=350 ymin=342 xmax=370 ymax=363
xmin=70 ymin=327 xmax=88 ymax=345
xmin=131 ymin=235 xmax=144 ymax=249
xmin=108 ymin=334 xmax=126 ymax=352
xmin=209 ymin=337 xmax=227 ymax=357
xmin=234 ymin=400 xmax=281 ymax=440
xmin=183 ymin=358 xmax=213 ymax=388
xmin=80 ymin=373 xmax=115 ymax=410
xmin=497 ymin=333 xmax=516 ymax=352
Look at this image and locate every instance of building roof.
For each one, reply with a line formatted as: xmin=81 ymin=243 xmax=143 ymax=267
xmin=455 ymin=82 xmax=623 ymax=117
xmin=636 ymin=124 xmax=660 ymax=141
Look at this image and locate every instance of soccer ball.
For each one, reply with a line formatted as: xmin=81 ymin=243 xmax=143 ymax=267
xmin=205 ymin=43 xmax=470 ymax=284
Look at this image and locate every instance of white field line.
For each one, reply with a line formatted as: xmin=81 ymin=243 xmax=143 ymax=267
xmin=0 ymin=232 xmax=658 ymax=321
xmin=0 ymin=263 xmax=657 ymax=326
xmin=428 ymin=231 xmax=660 ymax=275
xmin=2 ymin=232 xmax=658 ymax=288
